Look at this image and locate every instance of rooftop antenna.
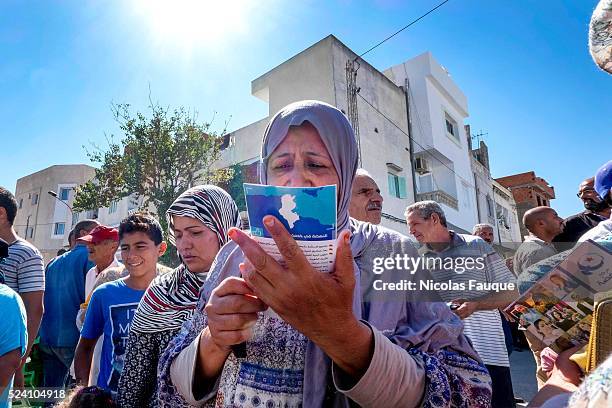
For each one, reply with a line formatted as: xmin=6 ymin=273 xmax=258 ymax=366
xmin=471 ymin=130 xmax=488 ymax=147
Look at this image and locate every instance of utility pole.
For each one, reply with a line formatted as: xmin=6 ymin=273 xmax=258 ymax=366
xmin=25 ymin=215 xmax=31 ymax=241
xmin=403 ymin=78 xmax=419 ymax=202
xmin=492 ymin=185 xmax=503 ymax=245
xmin=346 ymin=59 xmax=362 ymax=167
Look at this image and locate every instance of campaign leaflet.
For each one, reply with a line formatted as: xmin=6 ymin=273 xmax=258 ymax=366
xmin=243 ymin=183 xmax=337 ymax=273
xmin=505 ymin=240 xmax=612 ymax=353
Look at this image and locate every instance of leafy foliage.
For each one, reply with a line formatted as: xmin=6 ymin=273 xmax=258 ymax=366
xmin=225 ymin=163 xmax=247 ymax=212
xmin=74 ymin=101 xmax=233 ymax=266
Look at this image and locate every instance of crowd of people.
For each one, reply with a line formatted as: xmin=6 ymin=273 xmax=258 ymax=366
xmin=0 ymin=0 xmax=610 ymax=407
xmin=0 ymin=99 xmax=610 ymax=408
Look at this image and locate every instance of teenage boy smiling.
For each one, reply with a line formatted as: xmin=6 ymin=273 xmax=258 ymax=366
xmin=74 ymin=214 xmax=167 ymax=395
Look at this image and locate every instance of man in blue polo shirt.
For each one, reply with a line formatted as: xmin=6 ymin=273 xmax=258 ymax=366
xmin=39 ymin=219 xmax=98 ymax=388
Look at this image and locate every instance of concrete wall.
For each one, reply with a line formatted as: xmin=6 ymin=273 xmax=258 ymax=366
xmin=14 ymin=165 xmax=96 ymax=263
xmin=217 ymin=118 xmax=268 ymax=169
xmin=251 ymin=37 xmax=337 ymax=116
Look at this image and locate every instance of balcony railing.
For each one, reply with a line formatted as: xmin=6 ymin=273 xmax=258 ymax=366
xmin=416 ymin=190 xmax=459 ymax=210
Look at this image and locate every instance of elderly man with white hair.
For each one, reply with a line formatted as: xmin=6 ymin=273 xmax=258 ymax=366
xmin=473 ymin=223 xmax=495 ymax=244
xmin=406 ymin=200 xmax=518 ymax=407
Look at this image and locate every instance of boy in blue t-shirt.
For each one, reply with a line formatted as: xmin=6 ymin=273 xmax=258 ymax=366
xmin=74 ymin=214 xmax=167 ymax=395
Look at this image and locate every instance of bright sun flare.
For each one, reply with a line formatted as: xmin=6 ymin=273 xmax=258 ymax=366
xmin=131 ymin=0 xmax=253 ymax=53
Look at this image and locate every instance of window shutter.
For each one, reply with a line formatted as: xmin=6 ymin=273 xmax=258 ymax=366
xmin=388 ymin=173 xmax=396 ymax=197
xmin=398 ymin=176 xmax=407 ymax=198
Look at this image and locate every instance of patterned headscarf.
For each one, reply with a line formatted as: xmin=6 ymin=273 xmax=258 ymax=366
xmin=130 ymin=185 xmax=240 ymax=334
xmin=166 ymin=185 xmax=240 ymax=249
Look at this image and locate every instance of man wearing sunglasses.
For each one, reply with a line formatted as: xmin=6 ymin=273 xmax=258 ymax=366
xmin=553 ymin=177 xmax=611 ymax=250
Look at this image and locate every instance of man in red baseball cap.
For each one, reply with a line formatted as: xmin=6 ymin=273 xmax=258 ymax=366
xmin=75 ymin=225 xmax=121 ymax=384
xmin=77 ymin=225 xmax=120 ymax=309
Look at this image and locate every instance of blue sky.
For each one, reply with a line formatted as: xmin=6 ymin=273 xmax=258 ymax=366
xmin=1 ymin=0 xmax=610 ymax=218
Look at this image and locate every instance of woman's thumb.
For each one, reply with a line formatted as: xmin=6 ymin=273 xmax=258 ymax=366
xmin=334 ymin=230 xmax=354 ymax=279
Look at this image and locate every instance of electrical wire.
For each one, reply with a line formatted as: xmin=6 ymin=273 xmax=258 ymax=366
xmin=357 ymin=92 xmax=478 ymax=191
xmin=357 ymin=0 xmax=451 ymax=59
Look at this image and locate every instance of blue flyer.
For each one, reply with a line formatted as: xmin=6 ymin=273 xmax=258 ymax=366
xmin=243 ymin=183 xmax=337 ymax=272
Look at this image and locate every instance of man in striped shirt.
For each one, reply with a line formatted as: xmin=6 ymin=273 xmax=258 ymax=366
xmin=406 ymin=200 xmax=519 ymax=408
xmin=0 ymin=187 xmax=45 ymax=388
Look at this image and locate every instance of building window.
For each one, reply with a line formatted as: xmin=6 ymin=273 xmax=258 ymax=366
xmin=536 ymin=196 xmax=542 ymax=206
xmin=26 ymin=226 xmax=34 ymax=238
xmin=60 ymin=188 xmax=70 ymax=201
xmin=387 ymin=172 xmax=407 ymax=199
xmin=31 ymin=193 xmax=38 ymax=205
xmin=19 ymin=198 xmax=23 ymax=209
xmin=444 ymin=112 xmax=459 ymax=142
xmin=418 ymin=173 xmax=434 ymax=193
xmin=108 ymin=201 xmax=118 ymax=214
xmin=54 ymin=222 xmax=65 ymax=235
xmin=72 ymin=212 xmax=79 ymax=226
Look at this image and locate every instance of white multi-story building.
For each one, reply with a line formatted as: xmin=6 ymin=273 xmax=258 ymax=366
xmin=218 ymin=35 xmax=479 ymax=234
xmin=13 ymin=165 xmax=96 ymax=263
xmin=384 ymin=52 xmax=479 ymax=232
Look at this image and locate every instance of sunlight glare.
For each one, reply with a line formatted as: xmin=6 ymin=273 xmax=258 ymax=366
xmin=131 ymin=0 xmax=254 ymax=53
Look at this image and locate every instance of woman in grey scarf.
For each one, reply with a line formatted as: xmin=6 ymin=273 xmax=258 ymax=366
xmin=157 ymin=100 xmax=491 ymax=407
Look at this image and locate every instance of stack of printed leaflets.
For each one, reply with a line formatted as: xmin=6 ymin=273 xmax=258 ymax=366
xmin=243 ymin=183 xmax=337 ymax=273
xmin=505 ymin=240 xmax=612 ymax=352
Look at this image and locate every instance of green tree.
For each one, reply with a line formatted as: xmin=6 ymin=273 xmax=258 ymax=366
xmin=74 ymin=101 xmax=232 ymax=266
xmin=225 ymin=163 xmax=247 ymax=212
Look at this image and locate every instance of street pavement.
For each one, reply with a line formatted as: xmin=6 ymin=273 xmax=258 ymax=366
xmin=510 ymin=347 xmax=538 ymax=405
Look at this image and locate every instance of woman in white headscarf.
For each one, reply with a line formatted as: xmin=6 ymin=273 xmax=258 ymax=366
xmin=157 ymin=101 xmax=491 ymax=407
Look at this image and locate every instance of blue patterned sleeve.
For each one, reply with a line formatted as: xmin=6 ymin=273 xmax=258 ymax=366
xmin=157 ymin=288 xmax=210 ymax=406
xmin=407 ymin=348 xmax=492 ymax=408
xmin=156 ymin=241 xmax=240 ymax=406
